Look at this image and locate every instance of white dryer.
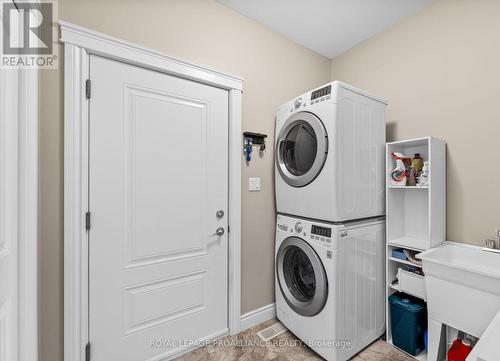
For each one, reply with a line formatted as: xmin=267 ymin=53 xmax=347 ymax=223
xmin=275 ymin=214 xmax=386 ymax=361
xmin=275 ymin=81 xmax=386 ymax=222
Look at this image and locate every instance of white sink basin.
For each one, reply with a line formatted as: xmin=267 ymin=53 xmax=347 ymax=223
xmin=418 ymin=243 xmax=500 ymax=361
xmin=420 ymin=243 xmax=500 ymax=281
xmin=466 ymin=308 xmax=500 ymax=361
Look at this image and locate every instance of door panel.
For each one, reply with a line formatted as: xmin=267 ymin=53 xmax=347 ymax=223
xmin=123 ymin=85 xmax=208 ymax=266
xmin=123 ymin=270 xmax=206 ymax=336
xmin=89 ymin=55 xmax=229 ymax=361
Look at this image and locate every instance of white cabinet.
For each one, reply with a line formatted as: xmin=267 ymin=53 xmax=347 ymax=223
xmin=385 ymin=137 xmax=446 ymax=361
xmin=386 ymin=137 xmax=446 ymax=250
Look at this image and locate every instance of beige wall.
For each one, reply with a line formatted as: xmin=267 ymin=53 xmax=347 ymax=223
xmin=39 ymin=1 xmax=330 ymax=360
xmin=330 ymin=0 xmax=500 ymax=246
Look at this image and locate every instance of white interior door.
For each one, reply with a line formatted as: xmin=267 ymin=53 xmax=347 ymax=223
xmin=88 ymin=55 xmax=229 ymax=361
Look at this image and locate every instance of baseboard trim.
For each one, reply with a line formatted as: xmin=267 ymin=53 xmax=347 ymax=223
xmin=240 ymin=303 xmax=276 ymax=331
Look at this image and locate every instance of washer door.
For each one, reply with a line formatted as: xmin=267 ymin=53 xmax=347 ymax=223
xmin=276 ymin=112 xmax=328 ymax=187
xmin=276 ymin=237 xmax=328 ymax=316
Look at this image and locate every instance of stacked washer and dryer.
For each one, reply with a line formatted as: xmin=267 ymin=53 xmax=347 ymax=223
xmin=274 ymin=81 xmax=387 ymax=361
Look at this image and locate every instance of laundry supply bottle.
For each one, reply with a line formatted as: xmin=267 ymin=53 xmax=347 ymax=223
xmin=447 ymin=338 xmax=472 ymax=361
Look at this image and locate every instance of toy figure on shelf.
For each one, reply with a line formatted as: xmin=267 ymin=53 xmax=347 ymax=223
xmin=417 ymin=161 xmax=430 ymax=186
xmin=391 ymin=152 xmax=412 ymax=186
xmin=409 ymin=153 xmax=424 ymax=186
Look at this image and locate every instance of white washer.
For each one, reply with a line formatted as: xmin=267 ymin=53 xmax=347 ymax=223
xmin=275 ymin=81 xmax=387 ymax=222
xmin=275 ymin=214 xmax=386 ymax=361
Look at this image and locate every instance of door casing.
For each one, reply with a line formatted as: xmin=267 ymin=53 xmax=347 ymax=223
xmin=0 ymin=4 xmax=39 ymax=359
xmin=61 ymin=21 xmax=243 ymax=361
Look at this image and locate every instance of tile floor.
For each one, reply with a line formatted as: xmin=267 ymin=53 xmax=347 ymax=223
xmin=174 ymin=319 xmax=414 ymax=361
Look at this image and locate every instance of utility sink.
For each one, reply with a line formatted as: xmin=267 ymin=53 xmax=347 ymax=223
xmin=466 ymin=308 xmax=500 ymax=361
xmin=418 ymin=243 xmax=500 ymax=361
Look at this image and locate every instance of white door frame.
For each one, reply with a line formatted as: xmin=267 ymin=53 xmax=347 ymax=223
xmin=17 ymin=65 xmax=39 ymax=361
xmin=0 ymin=2 xmax=39 ymax=360
xmin=60 ymin=21 xmax=243 ymax=361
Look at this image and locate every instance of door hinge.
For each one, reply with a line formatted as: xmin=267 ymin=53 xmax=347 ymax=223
xmin=85 ymin=211 xmax=91 ymax=231
xmin=85 ymin=342 xmax=91 ymax=361
xmin=85 ymin=79 xmax=91 ymax=99
xmin=228 ymin=225 xmax=230 ymax=233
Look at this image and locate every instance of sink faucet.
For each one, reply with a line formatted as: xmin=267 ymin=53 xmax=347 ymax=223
xmin=485 ymin=239 xmax=497 ymax=249
xmin=483 ymin=239 xmax=500 ymax=254
xmin=483 ymin=228 xmax=500 ymax=253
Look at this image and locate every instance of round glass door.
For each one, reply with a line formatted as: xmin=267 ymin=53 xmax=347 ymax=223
xmin=276 ymin=112 xmax=328 ymax=187
xmin=276 ymin=237 xmax=328 ymax=316
xmin=283 ymin=122 xmax=317 ymax=177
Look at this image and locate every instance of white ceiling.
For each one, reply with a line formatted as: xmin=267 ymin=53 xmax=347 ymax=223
xmin=217 ymin=0 xmax=433 ymax=59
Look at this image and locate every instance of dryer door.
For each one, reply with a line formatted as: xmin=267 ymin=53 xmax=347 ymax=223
xmin=276 ymin=112 xmax=328 ymax=187
xmin=276 ymin=237 xmax=328 ymax=316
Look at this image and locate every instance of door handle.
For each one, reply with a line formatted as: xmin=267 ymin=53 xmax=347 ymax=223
xmin=212 ymin=227 xmax=225 ymax=236
xmin=278 ymin=139 xmax=284 ymax=152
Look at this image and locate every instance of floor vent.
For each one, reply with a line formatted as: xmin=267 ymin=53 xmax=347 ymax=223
xmin=256 ymin=322 xmax=288 ymax=342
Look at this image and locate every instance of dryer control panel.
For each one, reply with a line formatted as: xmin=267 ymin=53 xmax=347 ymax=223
xmin=310 ymin=84 xmax=331 ymax=101
xmin=309 ymin=84 xmax=332 ymax=106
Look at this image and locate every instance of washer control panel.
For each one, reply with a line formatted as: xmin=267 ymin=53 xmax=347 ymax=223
xmin=310 ymin=224 xmax=332 ymax=245
xmin=277 ymin=223 xmax=288 ymax=232
xmin=311 ymin=225 xmax=331 ymax=238
xmin=277 ymin=215 xmax=333 ymax=247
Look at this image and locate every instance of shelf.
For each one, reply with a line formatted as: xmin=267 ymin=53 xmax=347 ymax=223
xmin=386 ymin=137 xmax=431 ymax=148
xmin=387 ymin=339 xmax=428 ymax=361
xmin=388 ymin=236 xmax=428 ymax=252
xmin=389 ymin=257 xmax=422 ymax=268
xmin=388 ymin=185 xmax=429 ymax=189
xmin=386 ymin=137 xmax=445 ymax=361
xmin=386 ymin=136 xmax=445 ymax=251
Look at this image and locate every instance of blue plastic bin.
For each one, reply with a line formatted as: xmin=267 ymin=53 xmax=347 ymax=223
xmin=391 ymin=248 xmax=407 ymax=260
xmin=389 ymin=292 xmax=427 ymax=356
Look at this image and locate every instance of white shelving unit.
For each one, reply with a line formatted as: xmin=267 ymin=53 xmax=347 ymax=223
xmin=385 ymin=137 xmax=446 ymax=361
